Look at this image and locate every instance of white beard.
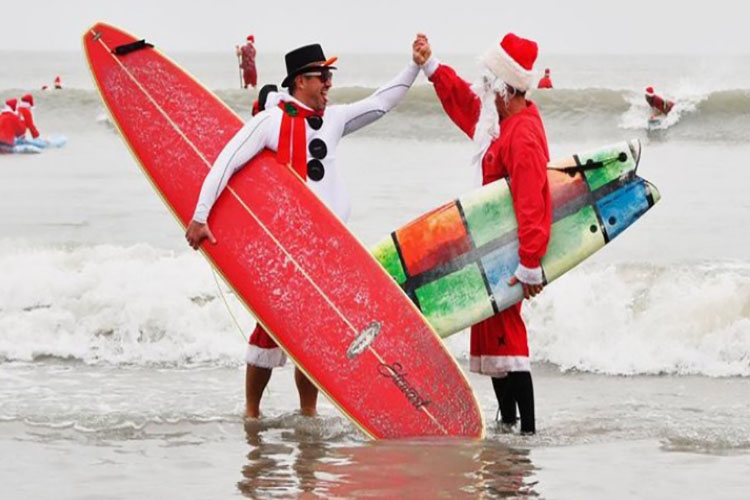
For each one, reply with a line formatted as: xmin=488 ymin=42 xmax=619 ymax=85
xmin=469 ymin=70 xmax=503 ymax=187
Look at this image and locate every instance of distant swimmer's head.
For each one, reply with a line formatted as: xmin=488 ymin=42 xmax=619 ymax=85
xmin=282 ymin=44 xmax=337 ymax=112
xmin=20 ymin=94 xmax=34 ymax=108
xmin=3 ymin=98 xmax=17 ymax=113
xmin=481 ymin=33 xmax=538 ymax=115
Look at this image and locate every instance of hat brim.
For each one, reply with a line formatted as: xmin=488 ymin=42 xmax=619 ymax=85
xmin=281 ymin=57 xmax=338 ymax=87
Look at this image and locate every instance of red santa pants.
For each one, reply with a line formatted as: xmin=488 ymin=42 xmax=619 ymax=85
xmin=243 ymin=67 xmax=257 ymax=88
xmin=470 ymin=302 xmax=531 ymax=376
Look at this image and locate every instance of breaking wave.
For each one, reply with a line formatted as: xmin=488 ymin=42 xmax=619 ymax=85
xmin=1 ymin=244 xmax=749 ymax=376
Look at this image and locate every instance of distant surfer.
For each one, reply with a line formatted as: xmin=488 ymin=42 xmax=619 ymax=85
xmin=17 ymin=94 xmax=40 ymax=139
xmin=237 ymin=35 xmax=258 ymax=89
xmin=537 ymin=68 xmax=553 ymax=89
xmin=0 ymin=99 xmax=27 ymax=151
xmin=414 ymin=32 xmax=551 ymax=435
xmin=186 ymin=41 xmax=424 ymax=419
xmin=645 ymin=86 xmax=673 ymax=119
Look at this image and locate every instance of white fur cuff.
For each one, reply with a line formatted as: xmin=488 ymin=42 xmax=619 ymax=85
xmin=514 ymin=263 xmax=543 ymax=285
xmin=422 ymin=57 xmax=439 ymax=78
xmin=245 ymin=344 xmax=287 ymax=368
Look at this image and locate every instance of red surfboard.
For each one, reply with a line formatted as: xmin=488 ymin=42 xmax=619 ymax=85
xmin=83 ymin=23 xmax=484 ymax=439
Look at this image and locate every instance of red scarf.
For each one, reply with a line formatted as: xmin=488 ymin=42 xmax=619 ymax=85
xmin=277 ymin=101 xmax=323 ymax=181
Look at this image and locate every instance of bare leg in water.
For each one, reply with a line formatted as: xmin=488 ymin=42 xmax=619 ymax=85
xmin=295 ymin=367 xmax=318 ymax=417
xmin=245 ymin=365 xmax=272 ymax=418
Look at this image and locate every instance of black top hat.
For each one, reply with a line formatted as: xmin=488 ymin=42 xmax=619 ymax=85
xmin=281 ymin=44 xmax=337 ymax=88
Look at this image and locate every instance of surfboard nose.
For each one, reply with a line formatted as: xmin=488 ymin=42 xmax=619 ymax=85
xmin=644 ymin=179 xmax=661 ymax=205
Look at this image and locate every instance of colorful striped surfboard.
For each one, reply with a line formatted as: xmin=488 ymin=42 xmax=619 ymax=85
xmin=372 ymin=140 xmax=660 ymax=337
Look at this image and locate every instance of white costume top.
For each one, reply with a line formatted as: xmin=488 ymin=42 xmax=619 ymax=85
xmin=193 ymin=62 xmax=420 ymax=224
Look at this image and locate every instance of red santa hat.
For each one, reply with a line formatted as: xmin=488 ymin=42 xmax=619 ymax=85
xmin=481 ymin=33 xmax=538 ymax=92
xmin=20 ymin=94 xmax=34 ymax=107
xmin=646 ymin=86 xmax=654 ymax=95
xmin=5 ymin=98 xmax=18 ymax=112
xmin=247 ymin=35 xmax=255 ymax=42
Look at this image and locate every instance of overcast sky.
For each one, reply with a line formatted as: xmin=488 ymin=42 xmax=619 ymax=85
xmin=4 ymin=0 xmax=748 ymax=55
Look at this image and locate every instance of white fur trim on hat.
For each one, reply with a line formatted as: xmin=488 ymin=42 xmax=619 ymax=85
xmin=481 ymin=42 xmax=534 ymax=92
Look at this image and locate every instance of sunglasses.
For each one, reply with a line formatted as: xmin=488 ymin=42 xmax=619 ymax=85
xmin=302 ymin=69 xmax=333 ymax=84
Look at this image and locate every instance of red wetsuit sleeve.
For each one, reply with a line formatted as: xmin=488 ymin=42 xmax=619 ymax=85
xmin=428 ymin=64 xmax=481 ymax=139
xmin=20 ymin=108 xmax=39 ymax=138
xmin=13 ymin=113 xmax=26 ymax=137
xmin=506 ymin=123 xmax=551 ymax=268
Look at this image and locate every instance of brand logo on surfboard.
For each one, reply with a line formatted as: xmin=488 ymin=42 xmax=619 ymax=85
xmin=347 ymin=321 xmax=382 ymax=359
xmin=378 ymin=362 xmax=431 ymax=410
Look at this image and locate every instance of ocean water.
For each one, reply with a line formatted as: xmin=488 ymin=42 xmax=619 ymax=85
xmin=1 ymin=51 xmax=749 ymax=498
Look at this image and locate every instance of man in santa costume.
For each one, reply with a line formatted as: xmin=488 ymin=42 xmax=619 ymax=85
xmin=414 ymin=33 xmax=551 ymax=435
xmin=17 ymin=94 xmax=40 ymax=139
xmin=645 ymin=86 xmax=674 ymax=119
xmin=237 ymin=35 xmax=258 ymax=89
xmin=537 ymin=68 xmax=553 ymax=89
xmin=0 ymin=99 xmax=27 ymax=151
xmin=186 ymin=40 xmax=425 ymax=419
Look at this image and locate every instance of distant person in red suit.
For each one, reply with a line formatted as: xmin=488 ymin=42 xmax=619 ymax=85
xmin=54 ymin=75 xmax=63 ymax=90
xmin=0 ymin=99 xmax=27 ymax=148
xmin=237 ymin=35 xmax=258 ymax=89
xmin=645 ymin=86 xmax=674 ymax=119
xmin=18 ymin=94 xmax=40 ymax=139
xmin=537 ymin=68 xmax=553 ymax=89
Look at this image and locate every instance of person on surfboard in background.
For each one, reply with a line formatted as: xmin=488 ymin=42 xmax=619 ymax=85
xmin=237 ymin=35 xmax=258 ymax=89
xmin=186 ymin=40 xmax=426 ymax=420
xmin=0 ymin=99 xmax=27 ymax=150
xmin=537 ymin=68 xmax=553 ymax=89
xmin=645 ymin=86 xmax=674 ymax=119
xmin=414 ymin=32 xmax=551 ymax=435
xmin=17 ymin=94 xmax=40 ymax=139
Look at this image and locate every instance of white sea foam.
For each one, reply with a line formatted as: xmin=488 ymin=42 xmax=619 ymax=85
xmin=527 ymin=261 xmax=750 ymax=377
xmin=1 ymin=244 xmax=748 ymax=376
xmin=0 ymin=243 xmax=250 ymax=366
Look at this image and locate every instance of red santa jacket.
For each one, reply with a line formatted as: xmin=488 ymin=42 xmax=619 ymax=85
xmin=0 ymin=110 xmax=26 ymax=145
xmin=429 ymin=63 xmax=552 ymax=268
xmin=645 ymin=93 xmax=674 ymax=114
xmin=240 ymin=43 xmax=256 ymax=70
xmin=18 ymin=104 xmax=39 ymax=139
xmin=537 ymin=76 xmax=553 ymax=89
